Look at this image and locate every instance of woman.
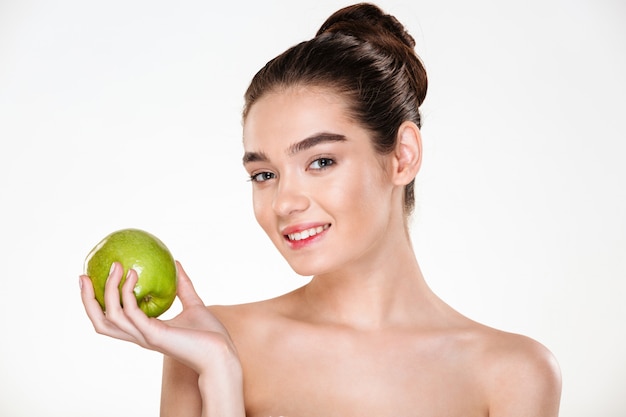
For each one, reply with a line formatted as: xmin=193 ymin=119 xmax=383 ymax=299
xmin=80 ymin=3 xmax=562 ymax=416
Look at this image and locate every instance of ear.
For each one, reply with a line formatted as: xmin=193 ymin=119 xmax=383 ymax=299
xmin=391 ymin=121 xmax=422 ymax=185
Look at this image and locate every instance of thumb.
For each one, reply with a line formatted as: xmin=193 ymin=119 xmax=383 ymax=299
xmin=175 ymin=261 xmax=205 ymax=309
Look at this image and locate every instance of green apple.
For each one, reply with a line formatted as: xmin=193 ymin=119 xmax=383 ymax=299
xmin=84 ymin=228 xmax=177 ymax=318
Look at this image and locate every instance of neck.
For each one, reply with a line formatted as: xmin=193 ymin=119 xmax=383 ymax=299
xmin=302 ymin=233 xmax=440 ymax=330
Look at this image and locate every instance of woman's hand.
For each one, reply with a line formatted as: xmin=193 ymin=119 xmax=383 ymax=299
xmin=81 ymin=261 xmax=245 ymax=416
xmin=79 ymin=261 xmax=240 ymax=379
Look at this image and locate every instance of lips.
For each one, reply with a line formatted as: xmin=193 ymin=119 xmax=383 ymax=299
xmin=285 ymin=224 xmax=330 ymax=242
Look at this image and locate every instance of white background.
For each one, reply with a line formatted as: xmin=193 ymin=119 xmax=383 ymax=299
xmin=1 ymin=0 xmax=624 ymax=415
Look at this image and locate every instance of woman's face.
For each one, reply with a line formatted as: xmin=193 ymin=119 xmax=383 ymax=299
xmin=242 ymin=86 xmax=399 ymax=277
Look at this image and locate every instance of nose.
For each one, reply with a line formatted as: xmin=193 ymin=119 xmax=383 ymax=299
xmin=272 ymin=176 xmax=310 ymax=217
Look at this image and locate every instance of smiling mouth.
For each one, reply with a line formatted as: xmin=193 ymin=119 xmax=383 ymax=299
xmin=286 ymin=224 xmax=330 ymax=242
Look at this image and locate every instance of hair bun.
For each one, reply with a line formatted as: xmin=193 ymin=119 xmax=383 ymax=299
xmin=316 ymin=3 xmax=415 ymax=49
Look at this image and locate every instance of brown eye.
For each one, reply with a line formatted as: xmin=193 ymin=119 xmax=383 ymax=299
xmin=309 ymin=158 xmax=334 ymax=170
xmin=250 ymin=172 xmax=276 ymax=182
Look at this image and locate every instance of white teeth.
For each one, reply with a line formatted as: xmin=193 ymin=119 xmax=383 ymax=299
xmin=287 ymin=224 xmax=329 ymax=241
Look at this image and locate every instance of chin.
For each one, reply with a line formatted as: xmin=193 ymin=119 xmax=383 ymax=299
xmin=285 ymin=257 xmax=337 ymax=278
xmin=286 ymin=261 xmax=317 ymax=277
xmin=273 ymin=239 xmax=340 ymax=277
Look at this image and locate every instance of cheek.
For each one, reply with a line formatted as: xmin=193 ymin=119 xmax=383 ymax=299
xmin=252 ymin=189 xmax=270 ymax=229
xmin=252 ymin=190 xmax=267 ymax=216
xmin=341 ymin=160 xmax=390 ymax=204
xmin=359 ymin=173 xmax=395 ymax=227
xmin=252 ymin=189 xmax=285 ymax=247
xmin=319 ymin=168 xmax=388 ymax=228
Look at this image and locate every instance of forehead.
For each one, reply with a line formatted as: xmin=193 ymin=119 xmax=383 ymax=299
xmin=242 ymin=86 xmax=354 ymax=150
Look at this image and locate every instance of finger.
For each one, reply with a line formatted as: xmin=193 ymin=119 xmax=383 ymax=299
xmin=172 ymin=261 xmax=233 ymax=336
xmin=79 ymin=274 xmax=136 ymax=342
xmin=119 ymin=267 xmax=141 ymax=314
xmin=100 ymin=264 xmax=148 ymax=343
xmin=103 ymin=262 xmax=124 ymax=314
xmin=112 ymin=268 xmax=155 ymax=344
xmin=123 ymin=269 xmax=188 ymax=351
xmin=80 ymin=274 xmax=106 ymax=322
xmin=175 ymin=261 xmax=205 ymax=309
xmin=120 ymin=268 xmax=151 ymax=324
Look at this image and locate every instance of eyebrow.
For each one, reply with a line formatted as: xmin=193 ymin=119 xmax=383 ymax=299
xmin=243 ymin=133 xmax=346 ymax=165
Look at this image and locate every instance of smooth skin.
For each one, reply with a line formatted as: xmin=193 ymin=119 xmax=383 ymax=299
xmin=80 ymin=262 xmax=245 ymax=417
xmin=81 ymin=86 xmax=561 ymax=416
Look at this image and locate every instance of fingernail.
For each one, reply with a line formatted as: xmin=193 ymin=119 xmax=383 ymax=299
xmin=78 ymin=276 xmax=83 ymax=290
xmin=109 ymin=262 xmax=116 ymax=275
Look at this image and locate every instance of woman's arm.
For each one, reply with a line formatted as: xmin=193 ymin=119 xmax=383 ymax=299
xmin=160 ymin=354 xmax=245 ymax=417
xmin=161 ymin=356 xmax=201 ymax=417
xmin=80 ymin=261 xmax=245 ymax=417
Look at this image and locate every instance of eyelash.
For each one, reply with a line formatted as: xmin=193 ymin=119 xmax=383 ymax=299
xmin=248 ymin=157 xmax=336 ymax=183
xmin=309 ymin=157 xmax=335 ymax=170
xmin=249 ymin=171 xmax=276 ymax=183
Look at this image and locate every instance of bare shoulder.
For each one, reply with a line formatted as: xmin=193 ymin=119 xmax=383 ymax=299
xmin=209 ymin=293 xmax=562 ymax=416
xmin=207 ymin=288 xmax=298 ymax=336
xmin=473 ymin=325 xmax=562 ymax=416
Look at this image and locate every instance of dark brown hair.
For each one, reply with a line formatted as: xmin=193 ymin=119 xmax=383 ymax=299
xmin=243 ymin=3 xmax=427 ymax=215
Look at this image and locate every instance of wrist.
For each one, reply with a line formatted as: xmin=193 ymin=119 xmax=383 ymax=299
xmin=197 ymin=351 xmax=245 ymax=417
